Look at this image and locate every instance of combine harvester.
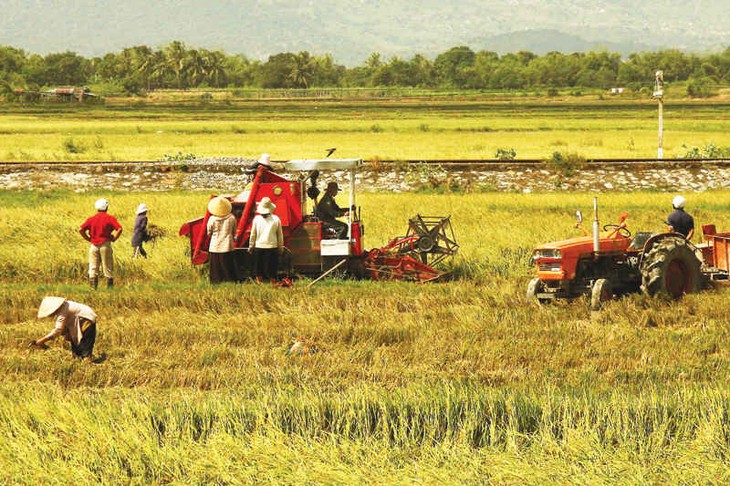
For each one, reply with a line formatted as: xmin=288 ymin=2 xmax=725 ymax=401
xmin=180 ymin=159 xmax=458 ymax=283
xmin=528 ymin=197 xmax=730 ymax=310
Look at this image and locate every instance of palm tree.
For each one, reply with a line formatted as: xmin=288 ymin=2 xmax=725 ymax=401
xmin=288 ymin=51 xmax=314 ymax=88
xmin=164 ymin=41 xmax=188 ymax=89
xmin=201 ymin=50 xmax=227 ymax=88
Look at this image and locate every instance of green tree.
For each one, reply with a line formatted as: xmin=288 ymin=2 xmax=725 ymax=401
xmin=434 ymin=46 xmax=476 ymax=88
xmin=259 ymin=52 xmax=296 ymax=88
xmin=163 ymin=41 xmax=189 ymax=89
xmin=288 ymin=51 xmax=314 ymax=88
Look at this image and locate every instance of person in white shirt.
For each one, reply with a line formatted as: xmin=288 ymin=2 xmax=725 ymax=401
xmin=30 ymin=296 xmax=98 ymax=361
xmin=248 ymin=197 xmax=284 ymax=283
xmin=206 ymin=196 xmax=238 ymax=284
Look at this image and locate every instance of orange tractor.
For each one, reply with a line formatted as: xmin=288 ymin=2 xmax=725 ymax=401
xmin=527 ymin=197 xmax=730 ymax=310
xmin=179 ymin=159 xmax=458 ymax=282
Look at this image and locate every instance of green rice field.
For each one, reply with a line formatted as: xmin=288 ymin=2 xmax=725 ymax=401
xmin=1 ymin=97 xmax=729 ymax=161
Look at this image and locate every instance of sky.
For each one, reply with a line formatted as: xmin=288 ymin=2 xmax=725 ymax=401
xmin=1 ymin=1 xmax=727 ymax=64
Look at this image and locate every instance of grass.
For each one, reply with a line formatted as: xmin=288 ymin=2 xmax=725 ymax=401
xmin=1 ymin=98 xmax=729 ymax=161
xmin=2 ymin=188 xmax=730 ymax=481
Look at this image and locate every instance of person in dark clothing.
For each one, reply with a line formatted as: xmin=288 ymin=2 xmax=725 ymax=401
xmin=667 ymin=195 xmax=695 ymax=240
xmin=132 ymin=203 xmax=149 ymax=258
xmin=244 ymin=153 xmax=275 ymax=175
xmin=316 ymin=182 xmax=349 ymax=238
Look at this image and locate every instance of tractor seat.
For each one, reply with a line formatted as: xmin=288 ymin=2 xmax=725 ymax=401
xmin=629 ymin=231 xmax=653 ymax=250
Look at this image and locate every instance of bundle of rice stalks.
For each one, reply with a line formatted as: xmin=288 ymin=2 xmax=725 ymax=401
xmin=145 ymin=224 xmax=167 ymax=243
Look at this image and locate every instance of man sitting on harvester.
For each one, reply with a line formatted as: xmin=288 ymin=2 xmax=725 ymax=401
xmin=316 ymin=182 xmax=349 ymax=239
xmin=667 ymin=195 xmax=694 ymax=240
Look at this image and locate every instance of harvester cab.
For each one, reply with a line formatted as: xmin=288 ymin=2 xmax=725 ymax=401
xmin=179 ymin=158 xmax=364 ymax=279
xmin=527 ymin=197 xmax=723 ymax=310
xmin=179 ymin=158 xmax=458 ymax=282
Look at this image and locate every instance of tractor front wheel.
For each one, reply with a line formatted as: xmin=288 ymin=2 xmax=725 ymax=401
xmin=641 ymin=236 xmax=702 ymax=299
xmin=527 ymin=278 xmax=550 ymax=304
xmin=590 ymin=278 xmax=613 ymax=311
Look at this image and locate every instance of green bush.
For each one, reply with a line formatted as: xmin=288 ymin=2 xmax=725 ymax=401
xmin=678 ymin=143 xmax=730 ymax=159
xmin=545 ymin=151 xmax=586 ymax=177
xmin=62 ymin=138 xmax=86 ymax=154
xmin=686 ymin=76 xmax=716 ymax=98
xmin=494 ymin=148 xmax=517 ymax=160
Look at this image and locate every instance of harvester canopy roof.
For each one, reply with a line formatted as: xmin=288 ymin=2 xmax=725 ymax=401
xmin=284 ymin=159 xmax=363 ymax=171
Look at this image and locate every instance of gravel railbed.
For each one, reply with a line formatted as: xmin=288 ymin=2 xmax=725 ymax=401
xmin=1 ymin=158 xmax=730 ymax=193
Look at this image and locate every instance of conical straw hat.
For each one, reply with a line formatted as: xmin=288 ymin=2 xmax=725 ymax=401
xmin=38 ymin=296 xmax=66 ymax=318
xmin=207 ymin=196 xmax=232 ymax=217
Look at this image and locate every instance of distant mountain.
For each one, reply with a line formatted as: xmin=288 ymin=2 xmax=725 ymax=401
xmin=0 ymin=1 xmax=727 ymax=65
xmin=471 ymin=29 xmax=656 ymax=57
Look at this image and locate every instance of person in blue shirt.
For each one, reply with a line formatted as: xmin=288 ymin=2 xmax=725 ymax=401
xmin=667 ymin=195 xmax=695 ymax=240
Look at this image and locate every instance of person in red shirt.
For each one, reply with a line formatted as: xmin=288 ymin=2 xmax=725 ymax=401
xmin=79 ymin=198 xmax=123 ymax=289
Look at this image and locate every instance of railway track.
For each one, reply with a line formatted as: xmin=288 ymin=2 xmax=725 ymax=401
xmin=1 ymin=157 xmax=730 ymax=172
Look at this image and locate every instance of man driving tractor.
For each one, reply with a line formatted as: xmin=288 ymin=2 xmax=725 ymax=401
xmin=667 ymin=195 xmax=694 ymax=240
xmin=316 ymin=182 xmax=349 ymax=238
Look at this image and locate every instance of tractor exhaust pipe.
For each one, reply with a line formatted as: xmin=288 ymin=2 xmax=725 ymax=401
xmin=593 ymin=197 xmax=600 ymax=254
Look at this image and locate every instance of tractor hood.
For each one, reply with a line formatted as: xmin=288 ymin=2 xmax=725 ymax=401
xmin=285 ymin=159 xmax=363 ymax=171
xmin=535 ymin=234 xmax=631 ymax=254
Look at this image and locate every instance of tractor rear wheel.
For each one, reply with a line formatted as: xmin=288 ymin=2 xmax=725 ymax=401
xmin=590 ymin=278 xmax=613 ymax=311
xmin=641 ymin=236 xmax=702 ymax=299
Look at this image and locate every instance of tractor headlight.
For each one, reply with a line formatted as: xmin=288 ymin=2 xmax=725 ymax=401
xmin=533 ymin=249 xmax=561 ymax=260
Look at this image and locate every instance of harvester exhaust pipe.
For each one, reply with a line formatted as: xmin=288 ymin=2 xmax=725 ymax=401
xmin=593 ymin=197 xmax=600 ymax=254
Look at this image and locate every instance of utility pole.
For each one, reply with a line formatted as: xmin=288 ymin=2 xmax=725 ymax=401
xmin=652 ymin=70 xmax=664 ymax=159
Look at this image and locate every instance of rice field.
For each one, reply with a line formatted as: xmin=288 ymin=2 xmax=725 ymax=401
xmin=1 ymin=98 xmax=729 ymax=161
xmin=2 ymin=189 xmax=730 ymax=482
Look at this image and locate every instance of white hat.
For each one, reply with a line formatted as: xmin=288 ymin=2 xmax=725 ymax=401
xmin=256 ymin=196 xmax=276 ymax=215
xmin=95 ymin=198 xmax=109 ymax=211
xmin=136 ymin=203 xmax=148 ymax=215
xmin=258 ymin=153 xmax=271 ymax=166
xmin=672 ymin=195 xmax=686 ymax=209
xmin=207 ymin=196 xmax=232 ymax=217
xmin=38 ymin=296 xmax=66 ymax=318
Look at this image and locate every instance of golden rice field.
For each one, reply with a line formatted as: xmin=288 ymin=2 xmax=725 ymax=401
xmin=2 ymin=189 xmax=730 ymax=483
xmin=1 ymin=98 xmax=729 ymax=161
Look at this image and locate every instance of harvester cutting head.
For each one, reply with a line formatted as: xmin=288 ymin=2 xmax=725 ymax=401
xmin=362 ymin=214 xmax=459 ymax=282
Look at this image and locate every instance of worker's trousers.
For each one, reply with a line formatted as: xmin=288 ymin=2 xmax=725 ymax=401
xmin=89 ymin=241 xmax=114 ymax=279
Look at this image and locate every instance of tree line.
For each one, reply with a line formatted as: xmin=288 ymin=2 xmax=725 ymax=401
xmin=1 ymin=41 xmax=729 ymax=96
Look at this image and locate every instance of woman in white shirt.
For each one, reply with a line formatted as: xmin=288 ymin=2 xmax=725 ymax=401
xmin=248 ymin=197 xmax=284 ymax=283
xmin=30 ymin=296 xmax=98 ymax=361
xmin=206 ymin=196 xmax=238 ymax=284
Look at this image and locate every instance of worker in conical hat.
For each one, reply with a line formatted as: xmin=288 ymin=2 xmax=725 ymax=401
xmin=206 ymin=196 xmax=238 ymax=283
xmin=29 ymin=296 xmax=98 ymax=362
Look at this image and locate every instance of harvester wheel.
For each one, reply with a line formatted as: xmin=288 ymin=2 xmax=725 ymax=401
xmin=590 ymin=278 xmax=613 ymax=311
xmin=640 ymin=236 xmax=702 ymax=299
xmin=526 ymin=278 xmax=550 ymax=304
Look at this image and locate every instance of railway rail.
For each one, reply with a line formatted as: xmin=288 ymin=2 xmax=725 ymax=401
xmin=1 ymin=157 xmax=730 ymax=172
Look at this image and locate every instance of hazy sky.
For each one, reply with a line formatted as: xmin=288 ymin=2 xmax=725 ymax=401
xmin=1 ymin=1 xmax=727 ymax=64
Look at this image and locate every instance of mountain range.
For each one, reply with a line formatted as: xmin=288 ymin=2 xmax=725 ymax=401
xmin=1 ymin=1 xmax=727 ymax=65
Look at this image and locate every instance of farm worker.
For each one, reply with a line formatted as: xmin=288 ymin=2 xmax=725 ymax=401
xmin=29 ymin=296 xmax=98 ymax=362
xmin=667 ymin=195 xmax=695 ymax=240
xmin=131 ymin=203 xmax=149 ymax=258
xmin=248 ymin=197 xmax=284 ymax=284
xmin=80 ymin=198 xmax=122 ymax=289
xmin=316 ymin=182 xmax=349 ymax=238
xmin=244 ymin=153 xmax=275 ymax=175
xmin=206 ymin=196 xmax=238 ymax=284
xmin=239 ymin=153 xmax=275 ymax=201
